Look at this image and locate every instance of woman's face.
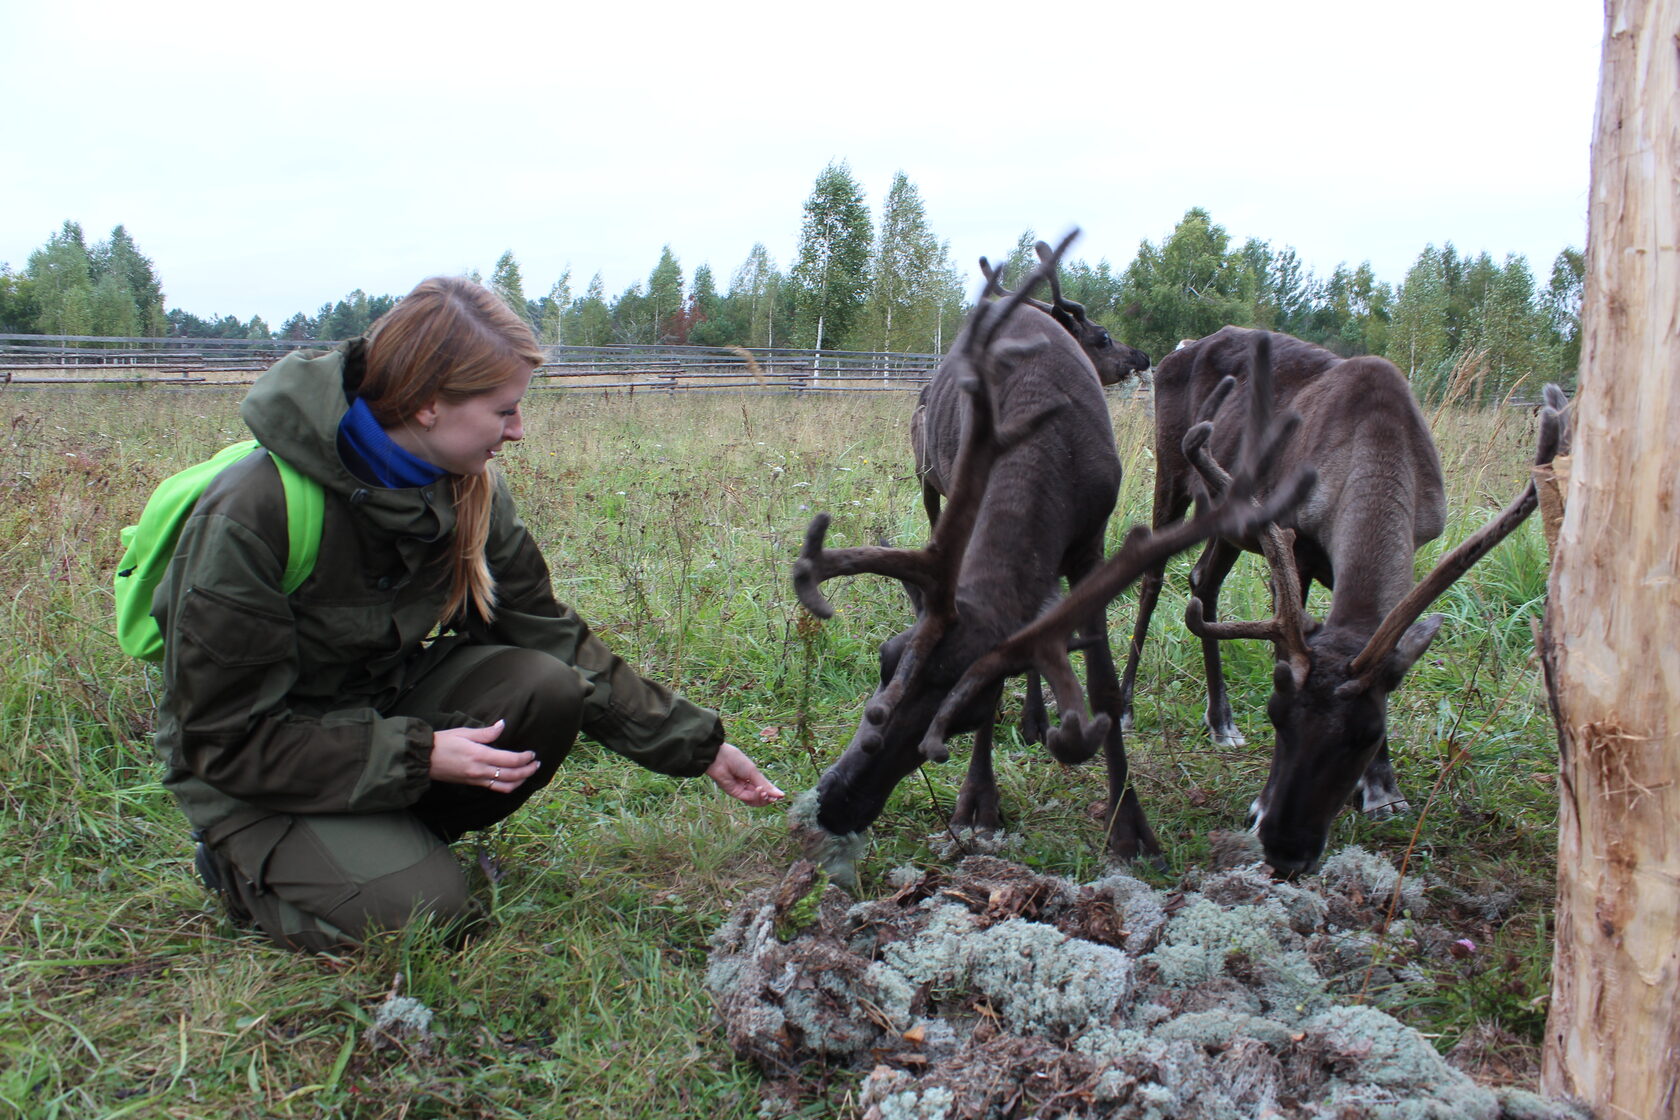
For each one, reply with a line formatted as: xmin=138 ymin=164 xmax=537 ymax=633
xmin=413 ymin=366 xmax=534 ymax=476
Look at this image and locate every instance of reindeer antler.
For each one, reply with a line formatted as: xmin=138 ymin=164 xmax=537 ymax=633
xmin=1343 ymin=383 xmax=1571 ymax=690
xmin=1178 ymin=335 xmax=1316 ymax=688
xmin=915 ymin=342 xmax=1318 ymax=765
xmin=1033 ymin=238 xmax=1093 ymax=329
xmin=793 ymin=232 xmax=1084 ymax=753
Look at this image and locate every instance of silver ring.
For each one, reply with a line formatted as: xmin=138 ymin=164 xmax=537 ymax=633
xmin=487 ymin=779 xmax=497 ymax=790
xmin=493 ymin=768 xmax=501 ymax=781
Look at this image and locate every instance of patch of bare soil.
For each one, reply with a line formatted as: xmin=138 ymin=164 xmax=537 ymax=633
xmin=707 ymin=842 xmax=1589 ymax=1120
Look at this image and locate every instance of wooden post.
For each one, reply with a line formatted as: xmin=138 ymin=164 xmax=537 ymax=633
xmin=1541 ymin=2 xmax=1680 ymax=1115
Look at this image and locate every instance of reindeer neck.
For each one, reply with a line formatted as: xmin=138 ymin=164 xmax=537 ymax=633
xmin=1321 ymin=484 xmax=1427 ymax=632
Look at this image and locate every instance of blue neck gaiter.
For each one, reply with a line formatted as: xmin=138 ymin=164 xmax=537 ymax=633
xmin=337 ymin=397 xmax=447 ymax=488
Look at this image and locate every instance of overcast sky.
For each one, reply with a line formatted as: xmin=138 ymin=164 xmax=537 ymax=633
xmin=4 ymin=0 xmax=1603 ymax=327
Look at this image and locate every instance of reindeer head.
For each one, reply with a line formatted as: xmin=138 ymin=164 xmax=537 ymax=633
xmin=1185 ymin=382 xmax=1571 ymax=875
xmin=978 ymin=243 xmax=1150 ymax=388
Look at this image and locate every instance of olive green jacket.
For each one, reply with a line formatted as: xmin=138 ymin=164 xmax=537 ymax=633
xmin=153 ymin=343 xmax=723 ymax=834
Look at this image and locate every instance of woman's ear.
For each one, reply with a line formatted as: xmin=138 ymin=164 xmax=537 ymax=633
xmin=412 ymin=400 xmax=439 ymax=432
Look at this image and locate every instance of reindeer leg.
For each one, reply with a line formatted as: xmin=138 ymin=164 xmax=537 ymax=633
xmin=1119 ymin=563 xmax=1163 ymax=733
xmin=1076 ymin=560 xmax=1165 ymax=868
xmin=1189 ymin=538 xmax=1245 ymax=747
xmin=1020 ymin=668 xmax=1049 ymax=745
xmin=1120 ymin=490 xmax=1189 ymax=734
xmin=1353 ymin=737 xmax=1411 ymax=819
xmin=951 ymin=717 xmax=1002 ymax=832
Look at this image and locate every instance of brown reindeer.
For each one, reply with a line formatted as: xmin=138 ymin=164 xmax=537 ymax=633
xmin=910 ymin=240 xmax=1150 ymax=748
xmin=1119 ymin=325 xmax=1568 ymax=874
xmin=789 ymin=271 xmax=1313 ymax=891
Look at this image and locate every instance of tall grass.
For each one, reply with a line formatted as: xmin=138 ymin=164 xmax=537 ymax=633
xmin=0 ymin=387 xmax=1562 ymax=1117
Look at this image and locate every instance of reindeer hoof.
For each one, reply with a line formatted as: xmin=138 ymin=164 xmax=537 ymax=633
xmin=1362 ymin=797 xmax=1411 ymax=821
xmin=1046 ymin=714 xmax=1108 ymax=765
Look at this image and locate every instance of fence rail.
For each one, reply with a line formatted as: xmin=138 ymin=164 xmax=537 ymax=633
xmin=0 ymin=335 xmax=948 ymax=394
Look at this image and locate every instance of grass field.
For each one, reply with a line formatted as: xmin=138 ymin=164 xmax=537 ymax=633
xmin=0 ymin=386 xmax=1560 ymax=1118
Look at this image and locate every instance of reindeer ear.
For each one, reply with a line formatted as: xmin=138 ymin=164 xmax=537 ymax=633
xmin=1392 ymin=613 xmax=1445 ymax=671
xmin=1273 ymin=659 xmax=1306 ymax=693
xmin=1339 ymin=613 xmax=1444 ymax=698
xmin=900 ymin=579 xmax=926 ymax=615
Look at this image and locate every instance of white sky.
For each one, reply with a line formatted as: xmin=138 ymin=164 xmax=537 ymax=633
xmin=3 ymin=0 xmax=1602 ymax=327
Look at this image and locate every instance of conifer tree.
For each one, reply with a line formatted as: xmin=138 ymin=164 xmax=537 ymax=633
xmin=90 ymin=226 xmax=166 ymax=334
xmin=571 ymin=274 xmax=612 ymax=346
xmin=646 ymin=246 xmax=685 ymax=343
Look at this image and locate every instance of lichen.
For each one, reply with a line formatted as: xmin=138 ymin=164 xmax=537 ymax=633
xmin=860 ymin=1069 xmax=956 ymax=1120
xmin=1304 ymin=1004 xmax=1499 ymax=1118
xmin=926 ymin=826 xmax=1018 ymax=860
xmin=787 ymin=788 xmax=869 ymax=893
xmin=708 ymin=850 xmax=1578 ymax=1119
xmin=1146 ymin=896 xmax=1328 ymax=1021
xmin=1494 ymin=1087 xmax=1597 ymax=1120
xmin=369 ymin=993 xmax=435 ymax=1051
xmin=1087 ymin=870 xmax=1170 ymax=953
xmin=963 ymin=918 xmax=1134 ymax=1035
xmin=1318 ymin=845 xmax=1427 ymax=916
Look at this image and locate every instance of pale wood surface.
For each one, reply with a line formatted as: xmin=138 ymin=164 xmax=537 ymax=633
xmin=1543 ymin=1 xmax=1680 ymax=1115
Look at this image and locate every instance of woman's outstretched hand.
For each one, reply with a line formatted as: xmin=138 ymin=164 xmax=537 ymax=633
xmin=430 ymin=719 xmax=540 ymax=793
xmin=707 ymin=742 xmax=786 ymax=806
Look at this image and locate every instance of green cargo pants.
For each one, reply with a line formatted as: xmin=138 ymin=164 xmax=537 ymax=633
xmin=204 ymin=643 xmax=587 ymax=952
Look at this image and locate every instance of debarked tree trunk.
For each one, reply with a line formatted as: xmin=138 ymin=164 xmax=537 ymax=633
xmin=1541 ymin=1 xmax=1680 ymax=1115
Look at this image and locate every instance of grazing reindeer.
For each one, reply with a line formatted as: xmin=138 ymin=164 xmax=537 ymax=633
xmin=790 ymin=266 xmax=1313 ymax=891
xmin=911 ymin=241 xmax=1150 ymax=747
xmin=1119 ymin=325 xmax=1568 ymax=874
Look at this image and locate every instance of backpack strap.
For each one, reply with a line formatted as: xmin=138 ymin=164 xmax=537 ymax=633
xmin=269 ymin=450 xmax=324 ymax=594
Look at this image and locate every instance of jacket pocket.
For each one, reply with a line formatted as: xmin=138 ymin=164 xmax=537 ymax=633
xmin=211 ymin=812 xmax=359 ymax=916
xmin=178 ymin=584 xmax=294 ymax=668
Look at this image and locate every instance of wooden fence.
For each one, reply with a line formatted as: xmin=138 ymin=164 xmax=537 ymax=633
xmin=0 ymin=335 xmax=947 ymax=394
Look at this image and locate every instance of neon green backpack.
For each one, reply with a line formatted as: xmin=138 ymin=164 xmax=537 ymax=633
xmin=114 ymin=440 xmax=324 ymax=662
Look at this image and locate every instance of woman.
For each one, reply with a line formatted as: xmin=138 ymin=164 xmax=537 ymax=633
xmin=153 ymin=276 xmax=782 ymax=951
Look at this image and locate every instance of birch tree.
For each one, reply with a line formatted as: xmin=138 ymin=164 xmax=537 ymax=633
xmin=788 ymin=161 xmax=871 ymax=353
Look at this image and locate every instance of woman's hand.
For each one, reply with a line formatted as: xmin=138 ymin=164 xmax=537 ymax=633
xmin=429 ymin=720 xmax=539 ymax=793
xmin=706 ymin=742 xmax=785 ymax=806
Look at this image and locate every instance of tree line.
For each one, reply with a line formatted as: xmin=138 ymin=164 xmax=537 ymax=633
xmin=2 ymin=162 xmax=1582 ymax=404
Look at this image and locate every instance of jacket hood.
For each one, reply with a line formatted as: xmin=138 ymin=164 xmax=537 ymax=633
xmin=240 ymin=342 xmax=452 ymax=540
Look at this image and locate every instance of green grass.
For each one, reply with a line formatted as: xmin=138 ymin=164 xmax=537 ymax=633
xmin=0 ymin=387 xmax=1562 ymax=1117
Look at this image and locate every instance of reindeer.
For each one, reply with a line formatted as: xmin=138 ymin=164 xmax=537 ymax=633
xmin=910 ymin=241 xmax=1150 ymax=748
xmin=1118 ymin=325 xmax=1568 ymax=874
xmin=912 ymin=240 xmax=1150 ymax=527
xmin=789 ymin=265 xmax=1314 ymax=891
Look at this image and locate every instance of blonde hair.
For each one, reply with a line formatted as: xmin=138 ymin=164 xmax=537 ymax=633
xmin=359 ymin=276 xmax=541 ymax=626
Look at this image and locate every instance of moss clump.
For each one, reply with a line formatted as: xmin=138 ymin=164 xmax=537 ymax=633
xmin=773 ymin=865 xmax=828 ymax=942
